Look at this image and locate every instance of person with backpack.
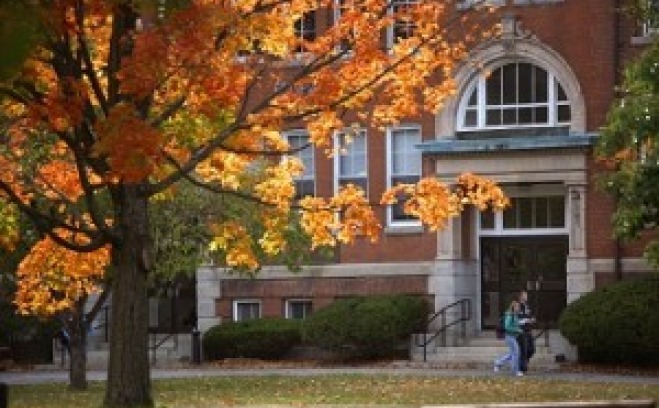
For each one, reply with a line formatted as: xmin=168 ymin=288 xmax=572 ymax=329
xmin=493 ymin=299 xmax=524 ymax=377
xmin=517 ymin=290 xmax=536 ymax=372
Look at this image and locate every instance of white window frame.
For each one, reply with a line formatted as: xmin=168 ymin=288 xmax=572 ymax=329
xmin=386 ymin=125 xmax=422 ymax=227
xmin=232 ymin=299 xmax=262 ymax=322
xmin=285 ymin=130 xmax=316 ymax=198
xmin=333 ymin=128 xmax=368 ymax=197
xmin=284 ymin=298 xmax=313 ymax=319
xmin=457 ymin=62 xmax=572 ymax=132
xmin=458 ymin=0 xmax=504 ymax=10
xmin=642 ymin=0 xmax=659 ymax=36
xmin=386 ymin=0 xmax=419 ymax=49
xmin=294 ymin=10 xmax=316 ymax=53
xmin=477 ymin=185 xmax=568 ymax=237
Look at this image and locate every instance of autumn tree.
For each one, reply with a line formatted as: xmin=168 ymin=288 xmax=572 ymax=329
xmin=0 ymin=1 xmax=506 ymax=406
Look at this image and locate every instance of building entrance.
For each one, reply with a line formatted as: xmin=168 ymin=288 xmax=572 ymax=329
xmin=480 ymin=236 xmax=568 ymax=329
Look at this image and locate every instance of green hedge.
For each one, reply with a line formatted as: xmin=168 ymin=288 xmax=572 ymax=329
xmin=202 ymin=318 xmax=301 ymax=361
xmin=559 ymin=276 xmax=659 ymax=365
xmin=301 ymin=294 xmax=428 ymax=359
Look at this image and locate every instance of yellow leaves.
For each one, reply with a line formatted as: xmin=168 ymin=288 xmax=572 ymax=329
xmin=254 ymin=159 xmax=301 ymax=210
xmin=14 ymin=234 xmax=109 ymax=317
xmin=209 ymin=222 xmax=259 ymax=271
xmin=197 ymin=151 xmax=250 ymax=191
xmin=93 ymin=104 xmax=164 ymax=183
xmin=0 ymin=201 xmax=20 ymax=251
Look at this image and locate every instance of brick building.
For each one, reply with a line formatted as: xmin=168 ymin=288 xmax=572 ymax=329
xmin=195 ymin=0 xmax=658 ymax=360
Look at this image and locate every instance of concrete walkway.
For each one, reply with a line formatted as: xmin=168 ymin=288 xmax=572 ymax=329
xmin=2 ymin=365 xmax=659 ymax=386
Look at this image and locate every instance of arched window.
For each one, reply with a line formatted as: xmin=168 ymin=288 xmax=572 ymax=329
xmin=458 ymin=62 xmax=571 ymax=131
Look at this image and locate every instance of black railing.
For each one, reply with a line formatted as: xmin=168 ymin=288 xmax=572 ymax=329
xmin=416 ymin=298 xmax=471 ymax=362
xmin=149 ymin=331 xmax=178 ymax=366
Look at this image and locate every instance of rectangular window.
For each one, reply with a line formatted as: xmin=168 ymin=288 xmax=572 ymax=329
xmin=286 ymin=131 xmax=315 ymax=200
xmin=335 ymin=129 xmax=368 ymax=194
xmin=294 ymin=11 xmax=316 ymax=52
xmin=285 ymin=299 xmax=313 ymax=319
xmin=233 ymin=300 xmax=261 ymax=322
xmin=388 ymin=127 xmax=421 ymax=224
xmin=334 ymin=0 xmax=353 ymax=52
xmin=389 ymin=0 xmax=418 ymax=47
xmin=502 ymin=196 xmax=565 ymax=230
xmin=458 ymin=0 xmax=504 ymax=10
xmin=642 ymin=0 xmax=659 ymax=36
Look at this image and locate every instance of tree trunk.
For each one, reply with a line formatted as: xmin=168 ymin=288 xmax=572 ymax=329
xmin=104 ymin=185 xmax=153 ymax=408
xmin=68 ymin=302 xmax=88 ymax=390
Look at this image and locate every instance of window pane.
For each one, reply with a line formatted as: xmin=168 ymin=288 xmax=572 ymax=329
xmin=391 ymin=175 xmax=419 ymax=221
xmin=465 ymin=110 xmax=477 ymax=127
xmin=519 ymin=107 xmax=533 ymax=124
xmin=558 ymin=104 xmax=571 ymax=123
xmin=518 ymin=197 xmax=533 ymax=228
xmin=503 ymin=197 xmax=517 ymax=229
xmin=294 ymin=179 xmax=315 ymax=200
xmin=518 ymin=63 xmax=533 ymax=104
xmin=480 ymin=211 xmax=495 ymax=229
xmin=236 ymin=302 xmax=260 ymax=321
xmin=535 ymin=197 xmax=548 ymax=228
xmin=502 ymin=108 xmax=516 ymax=125
xmin=502 ymin=64 xmax=517 ymax=104
xmin=534 ymin=66 xmax=548 ymax=103
xmin=534 ymin=107 xmax=548 ymax=123
xmin=486 ymin=68 xmax=502 ymax=105
xmin=288 ymin=300 xmax=312 ymax=319
xmin=486 ymin=109 xmax=501 ymax=126
xmin=556 ymin=82 xmax=568 ymax=101
xmin=467 ymin=88 xmax=478 ymax=106
xmin=548 ymin=196 xmax=565 ymax=227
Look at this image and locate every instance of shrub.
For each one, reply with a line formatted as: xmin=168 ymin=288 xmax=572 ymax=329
xmin=559 ymin=276 xmax=659 ymax=365
xmin=302 ymin=294 xmax=428 ymax=359
xmin=202 ymin=318 xmax=301 ymax=361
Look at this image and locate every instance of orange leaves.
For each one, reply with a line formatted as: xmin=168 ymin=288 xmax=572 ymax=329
xmin=93 ymin=104 xmax=164 ymax=182
xmin=14 ymin=234 xmax=109 ymax=316
xmin=382 ymin=174 xmax=508 ymax=232
xmin=300 ymin=183 xmax=381 ymax=249
xmin=118 ymin=30 xmax=170 ymax=100
xmin=27 ymin=77 xmax=87 ymax=132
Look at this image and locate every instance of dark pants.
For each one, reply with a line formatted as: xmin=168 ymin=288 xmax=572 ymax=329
xmin=517 ymin=331 xmax=535 ymax=372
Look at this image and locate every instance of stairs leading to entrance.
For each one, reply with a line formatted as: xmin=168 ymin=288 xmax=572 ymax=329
xmin=410 ymin=330 xmax=558 ymax=370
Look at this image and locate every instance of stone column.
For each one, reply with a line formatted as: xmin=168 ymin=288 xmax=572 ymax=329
xmin=566 ymin=184 xmax=592 ymax=303
xmin=429 ymin=213 xmax=478 ymax=342
xmin=196 ymin=265 xmax=222 ymax=333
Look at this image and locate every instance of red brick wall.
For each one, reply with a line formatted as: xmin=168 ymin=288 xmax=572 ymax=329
xmin=215 ymin=275 xmax=428 ymax=320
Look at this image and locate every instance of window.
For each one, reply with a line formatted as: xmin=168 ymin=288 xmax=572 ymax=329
xmin=333 ymin=0 xmax=358 ymax=52
xmin=387 ymin=126 xmax=422 ymax=225
xmin=459 ymin=62 xmax=571 ymax=130
xmin=232 ymin=300 xmax=261 ymax=321
xmin=388 ymin=0 xmax=418 ymax=47
xmin=335 ymin=129 xmax=368 ymax=194
xmin=286 ymin=131 xmax=315 ymax=199
xmin=480 ymin=196 xmax=565 ymax=231
xmin=285 ymin=299 xmax=312 ymax=319
xmin=642 ymin=0 xmax=659 ymax=36
xmin=294 ymin=11 xmax=316 ymax=52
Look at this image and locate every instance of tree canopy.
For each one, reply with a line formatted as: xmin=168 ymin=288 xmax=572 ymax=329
xmin=598 ymin=33 xmax=659 ymax=268
xmin=0 ymin=1 xmax=506 ymax=406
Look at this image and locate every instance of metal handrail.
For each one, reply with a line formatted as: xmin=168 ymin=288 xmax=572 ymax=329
xmin=416 ymin=298 xmax=471 ymax=362
xmin=149 ymin=331 xmax=178 ymax=365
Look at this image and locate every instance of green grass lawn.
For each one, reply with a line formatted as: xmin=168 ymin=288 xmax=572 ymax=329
xmin=8 ymin=375 xmax=659 ymax=408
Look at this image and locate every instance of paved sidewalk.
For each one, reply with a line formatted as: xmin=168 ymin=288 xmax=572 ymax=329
xmin=2 ymin=366 xmax=659 ymax=386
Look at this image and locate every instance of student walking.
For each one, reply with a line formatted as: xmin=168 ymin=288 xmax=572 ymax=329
xmin=517 ymin=290 xmax=536 ymax=372
xmin=494 ymin=299 xmax=524 ymax=377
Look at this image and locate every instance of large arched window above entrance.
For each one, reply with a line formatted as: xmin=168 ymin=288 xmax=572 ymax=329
xmin=458 ymin=62 xmax=571 ymax=131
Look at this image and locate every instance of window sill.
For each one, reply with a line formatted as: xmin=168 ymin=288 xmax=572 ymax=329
xmin=631 ymin=35 xmax=656 ymax=46
xmin=384 ymin=224 xmax=424 ymax=235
